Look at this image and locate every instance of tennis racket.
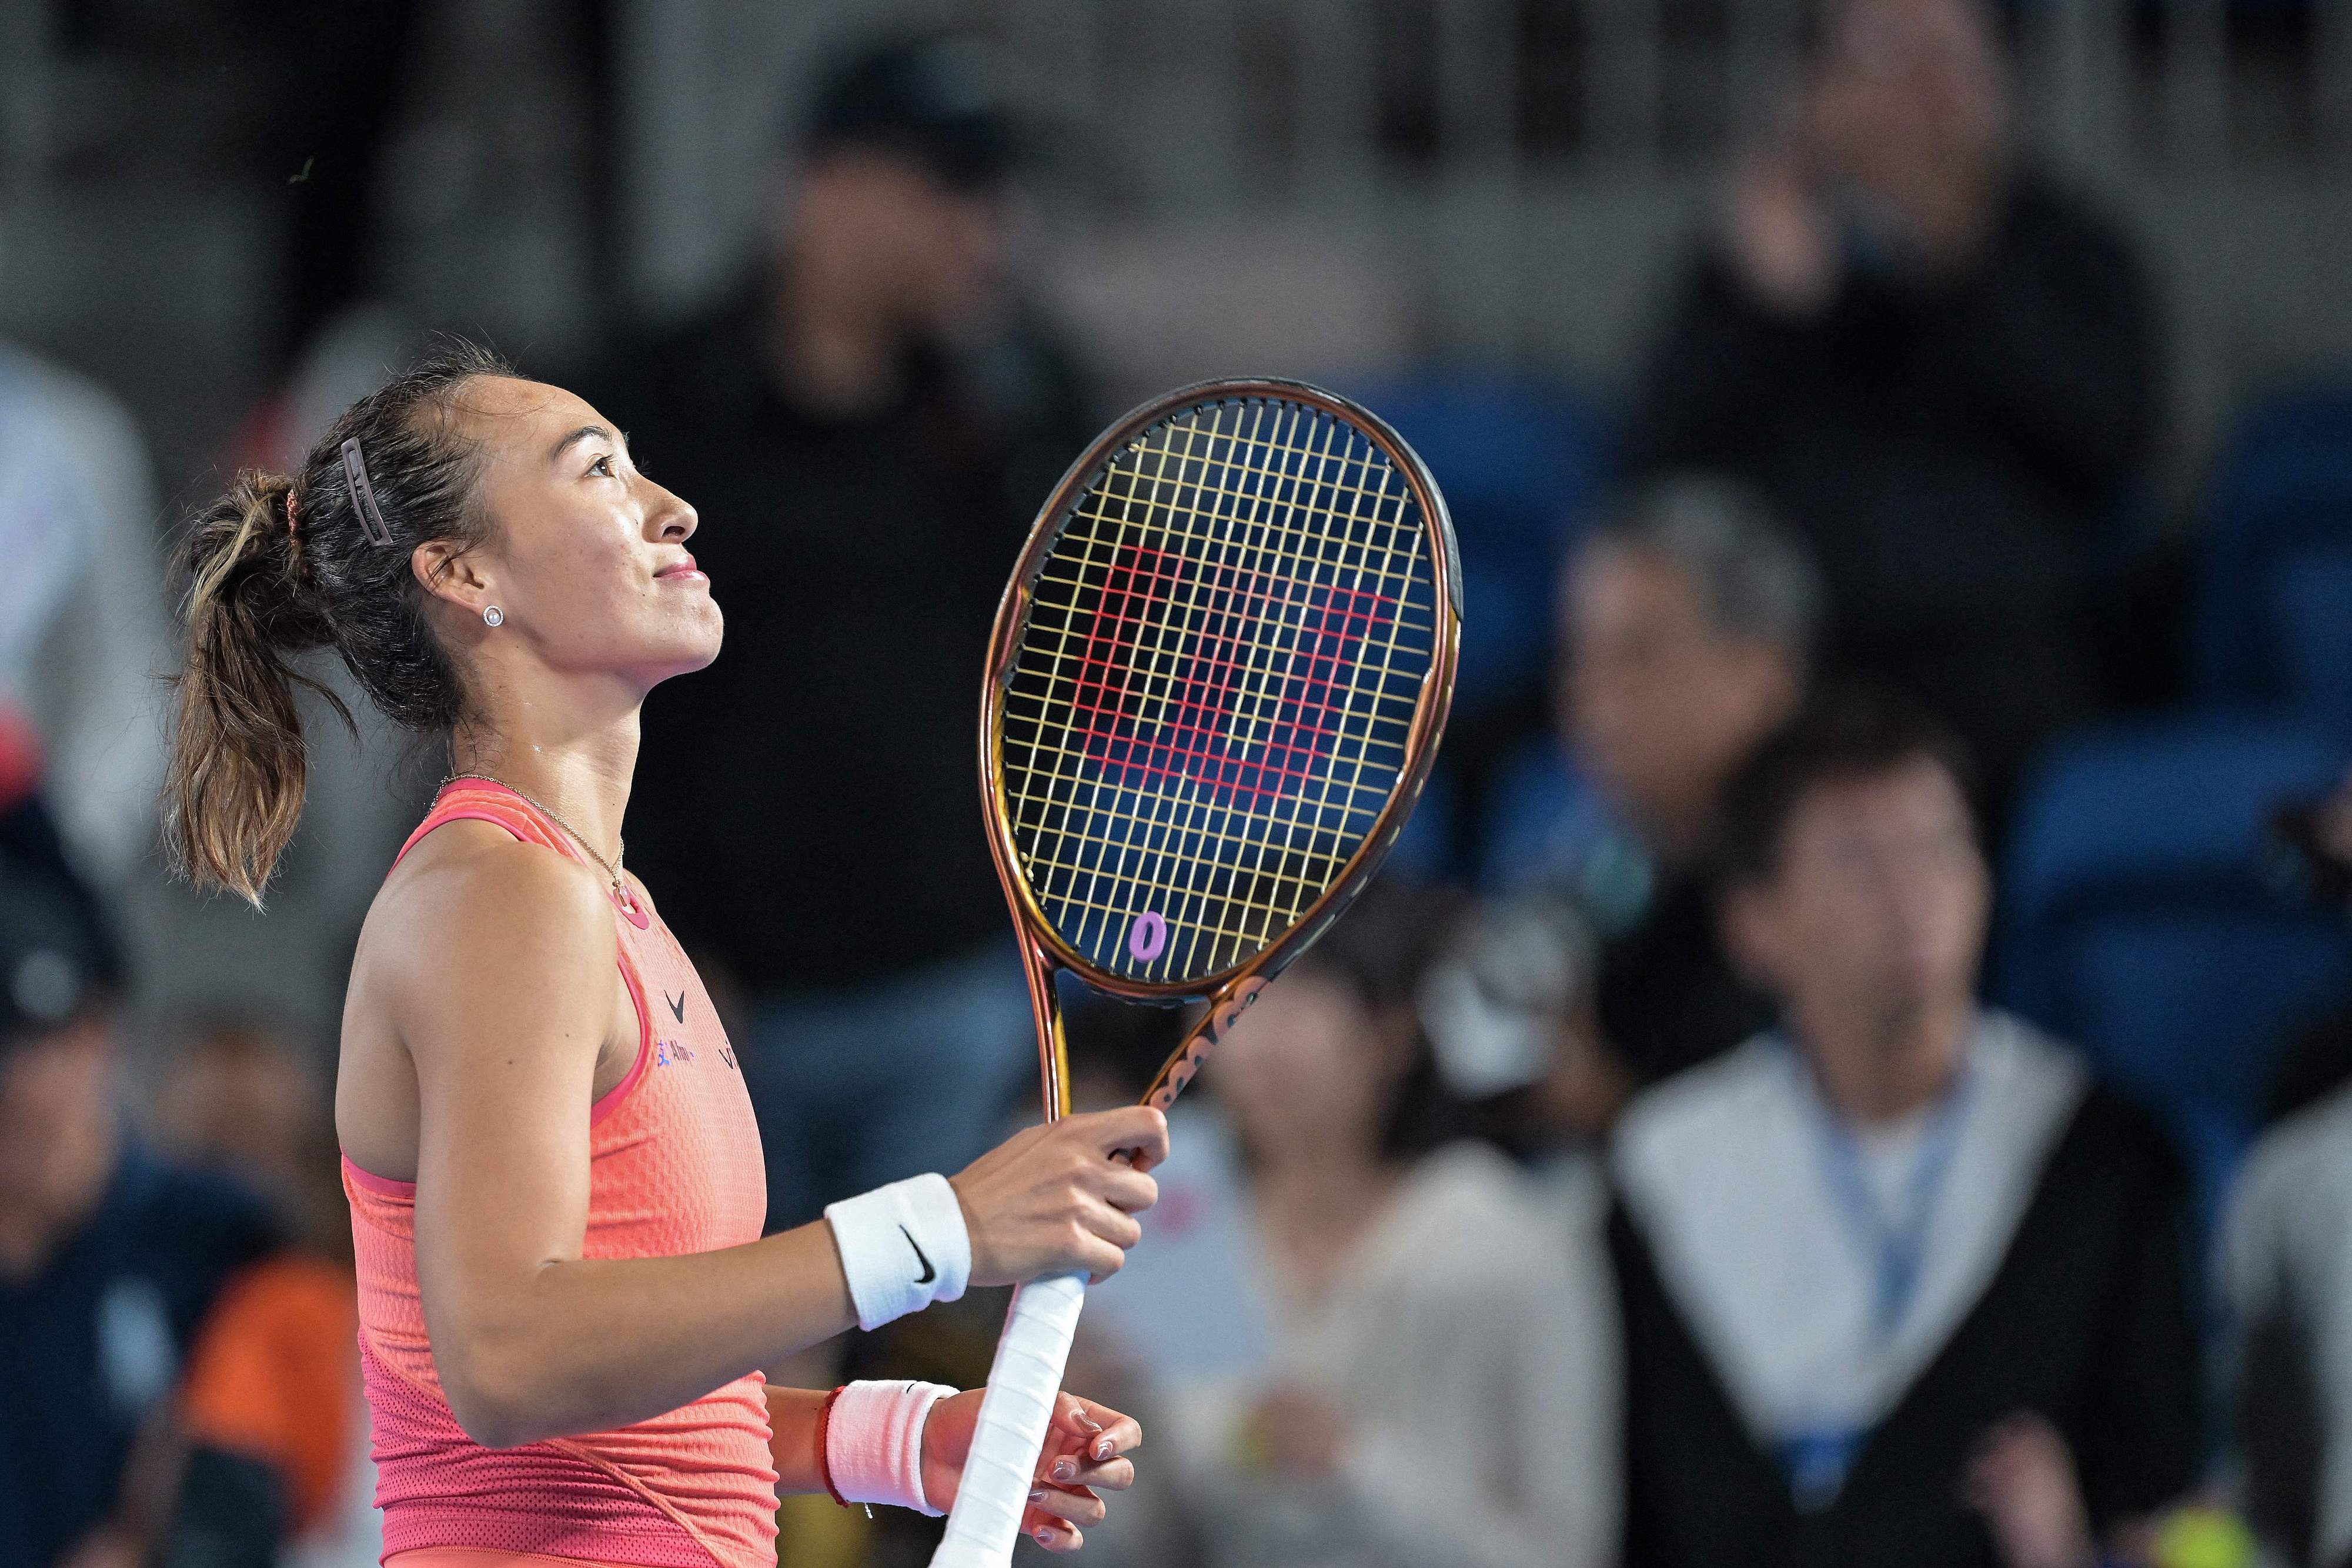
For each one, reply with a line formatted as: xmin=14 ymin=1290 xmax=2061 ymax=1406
xmin=931 ymin=379 xmax=1459 ymax=1566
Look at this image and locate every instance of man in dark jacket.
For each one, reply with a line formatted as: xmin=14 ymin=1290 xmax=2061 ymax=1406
xmin=1610 ymin=690 xmax=2197 ymax=1568
xmin=1622 ymin=0 xmax=2160 ymax=811
xmin=0 ymin=801 xmax=278 ymax=1567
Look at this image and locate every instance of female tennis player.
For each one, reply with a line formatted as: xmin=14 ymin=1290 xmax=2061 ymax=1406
xmin=163 ymin=345 xmax=1166 ymax=1568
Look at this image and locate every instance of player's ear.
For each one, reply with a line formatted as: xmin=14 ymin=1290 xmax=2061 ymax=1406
xmin=413 ymin=538 xmax=497 ymax=621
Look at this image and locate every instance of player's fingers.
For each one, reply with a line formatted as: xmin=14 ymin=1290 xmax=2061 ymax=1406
xmin=1062 ymin=1456 xmax=1134 ymax=1493
xmin=1025 ymin=1483 xmax=1108 ymax=1528
xmin=1029 ymin=1517 xmax=1084 ymax=1554
xmin=1052 ymin=1395 xmax=1140 ymax=1454
xmin=1080 ymin=1105 xmax=1168 ymax=1165
xmin=1054 ymin=1394 xmax=1108 ymax=1440
xmin=1081 ymin=1196 xmax=1144 ymax=1251
xmin=1078 ymin=1232 xmax=1128 ymax=1284
xmin=1038 ymin=1430 xmax=1135 ymax=1490
xmin=1060 ymin=1406 xmax=1141 ymax=1464
xmin=1093 ymin=1163 xmax=1158 ymax=1215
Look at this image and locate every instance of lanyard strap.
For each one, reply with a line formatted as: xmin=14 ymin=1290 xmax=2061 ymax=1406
xmin=1791 ymin=1038 xmax=1976 ymax=1340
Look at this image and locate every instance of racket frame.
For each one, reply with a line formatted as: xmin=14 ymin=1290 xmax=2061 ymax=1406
xmin=977 ymin=377 xmax=1461 ymax=1119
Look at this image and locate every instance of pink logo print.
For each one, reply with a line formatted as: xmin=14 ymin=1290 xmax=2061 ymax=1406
xmin=1071 ymin=544 xmax=1393 ymax=807
xmin=1129 ymin=911 xmax=1168 ymax=962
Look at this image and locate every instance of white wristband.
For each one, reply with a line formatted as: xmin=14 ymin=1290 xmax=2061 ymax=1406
xmin=824 ymin=1173 xmax=973 ymax=1331
xmin=828 ymin=1379 xmax=958 ymax=1516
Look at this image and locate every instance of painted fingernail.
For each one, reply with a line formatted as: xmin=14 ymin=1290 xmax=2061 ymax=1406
xmin=1035 ymin=1526 xmax=1058 ymax=1545
xmin=1076 ymin=1412 xmax=1104 ymax=1434
xmin=1051 ymin=1457 xmax=1077 ymax=1482
xmin=1094 ymin=1438 xmax=1115 ymax=1460
xmin=1029 ymin=1487 xmax=1047 ymax=1502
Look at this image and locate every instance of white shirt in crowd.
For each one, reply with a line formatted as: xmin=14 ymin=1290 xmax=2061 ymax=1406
xmin=2223 ymin=1080 xmax=2352 ymax=1568
xmin=1612 ymin=1010 xmax=2087 ymax=1502
xmin=0 ymin=343 xmax=169 ymax=882
xmin=1087 ymin=1105 xmax=1620 ymax=1568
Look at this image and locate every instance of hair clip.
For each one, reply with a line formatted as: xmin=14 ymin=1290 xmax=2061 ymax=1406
xmin=340 ymin=437 xmax=395 ymax=548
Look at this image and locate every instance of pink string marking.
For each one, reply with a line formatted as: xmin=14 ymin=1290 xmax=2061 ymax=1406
xmin=1069 ymin=542 xmax=1395 ymax=807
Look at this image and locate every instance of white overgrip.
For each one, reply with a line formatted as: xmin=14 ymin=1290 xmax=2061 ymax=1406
xmin=929 ymin=1271 xmax=1089 ymax=1567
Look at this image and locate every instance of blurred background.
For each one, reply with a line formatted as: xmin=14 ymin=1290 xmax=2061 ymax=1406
xmin=10 ymin=0 xmax=2352 ymax=1566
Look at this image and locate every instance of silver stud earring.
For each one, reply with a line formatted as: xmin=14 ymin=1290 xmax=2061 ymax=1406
xmin=482 ymin=606 xmax=504 ymax=627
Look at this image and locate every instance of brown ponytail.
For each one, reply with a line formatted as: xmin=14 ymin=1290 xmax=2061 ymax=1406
xmin=164 ymin=342 xmax=514 ymax=907
xmin=166 ymin=472 xmax=344 ymax=905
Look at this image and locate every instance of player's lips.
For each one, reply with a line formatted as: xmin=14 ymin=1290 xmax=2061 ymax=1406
xmin=655 ymin=554 xmax=706 ymax=584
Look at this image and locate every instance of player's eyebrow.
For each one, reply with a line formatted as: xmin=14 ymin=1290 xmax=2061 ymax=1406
xmin=550 ymin=424 xmax=619 ymax=464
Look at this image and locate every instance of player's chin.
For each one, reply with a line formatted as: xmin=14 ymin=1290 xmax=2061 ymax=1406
xmin=638 ymin=617 xmax=724 ymax=681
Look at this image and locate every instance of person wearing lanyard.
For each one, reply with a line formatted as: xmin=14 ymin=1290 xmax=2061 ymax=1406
xmin=1607 ymin=687 xmax=2199 ymax=1568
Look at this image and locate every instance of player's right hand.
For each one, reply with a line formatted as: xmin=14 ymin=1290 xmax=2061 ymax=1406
xmin=951 ymin=1106 xmax=1168 ymax=1287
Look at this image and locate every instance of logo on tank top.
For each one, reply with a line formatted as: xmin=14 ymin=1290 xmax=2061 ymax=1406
xmin=664 ymin=989 xmax=687 ymax=1024
xmin=654 ymin=1039 xmax=696 ymax=1068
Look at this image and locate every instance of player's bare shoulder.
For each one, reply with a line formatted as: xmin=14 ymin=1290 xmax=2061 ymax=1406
xmin=361 ymin=823 xmax=614 ymax=1006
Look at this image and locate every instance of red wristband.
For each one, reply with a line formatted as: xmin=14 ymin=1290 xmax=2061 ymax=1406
xmin=816 ymin=1385 xmax=850 ymax=1507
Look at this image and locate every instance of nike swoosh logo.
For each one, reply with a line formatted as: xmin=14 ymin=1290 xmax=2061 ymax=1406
xmin=899 ymin=1225 xmax=936 ymax=1286
xmin=664 ymin=991 xmax=686 ymax=1024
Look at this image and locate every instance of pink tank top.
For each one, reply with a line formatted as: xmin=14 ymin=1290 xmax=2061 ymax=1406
xmin=343 ymin=781 xmax=777 ymax=1567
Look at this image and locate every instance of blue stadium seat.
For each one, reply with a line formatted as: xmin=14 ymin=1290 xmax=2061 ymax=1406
xmin=1476 ymin=738 xmax=1594 ymax=890
xmin=1472 ymin=738 xmax=1661 ymax=931
xmin=1994 ymin=713 xmax=2352 ymax=1220
xmin=1339 ymin=373 xmax=1608 ymax=717
xmin=2192 ymin=385 xmax=2352 ymax=714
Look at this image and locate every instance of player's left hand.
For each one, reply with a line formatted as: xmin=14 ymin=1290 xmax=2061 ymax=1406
xmin=922 ymin=1390 xmax=1141 ymax=1553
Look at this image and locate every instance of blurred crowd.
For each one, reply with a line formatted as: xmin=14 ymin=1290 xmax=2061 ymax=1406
xmin=6 ymin=2 xmax=2352 ymax=1567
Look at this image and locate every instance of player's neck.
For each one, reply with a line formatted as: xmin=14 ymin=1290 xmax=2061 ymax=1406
xmin=449 ymin=704 xmax=639 ymax=868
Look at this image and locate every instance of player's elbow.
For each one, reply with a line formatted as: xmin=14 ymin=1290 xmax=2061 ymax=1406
xmin=440 ymin=1359 xmax=539 ymax=1449
xmin=436 ymin=1319 xmax=562 ymax=1449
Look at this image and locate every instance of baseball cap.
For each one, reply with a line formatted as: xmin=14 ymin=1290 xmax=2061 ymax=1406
xmin=0 ymin=805 xmax=120 ymax=1053
xmin=801 ymin=33 xmax=1022 ymax=189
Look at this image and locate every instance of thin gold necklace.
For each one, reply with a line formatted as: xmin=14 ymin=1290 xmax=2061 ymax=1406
xmin=441 ymin=771 xmax=632 ymax=910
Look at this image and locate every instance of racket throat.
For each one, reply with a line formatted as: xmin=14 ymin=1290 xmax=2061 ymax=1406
xmin=1019 ymin=937 xmax=1074 ymax=1121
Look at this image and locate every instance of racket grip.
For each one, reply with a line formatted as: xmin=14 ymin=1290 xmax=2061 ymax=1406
xmin=930 ymin=1272 xmax=1088 ymax=1567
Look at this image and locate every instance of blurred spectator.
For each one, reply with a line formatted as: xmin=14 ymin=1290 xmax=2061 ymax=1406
xmin=575 ymin=32 xmax=1097 ymax=1235
xmin=1609 ymin=688 xmax=2197 ymax=1567
xmin=150 ymin=1019 xmax=379 ymax=1568
xmin=0 ymin=342 xmax=173 ymax=887
xmin=1621 ymin=0 xmax=2160 ymax=810
xmin=1088 ymin=883 xmax=1621 ymax=1568
xmin=1495 ymin=475 xmax=1816 ymax=1094
xmin=2220 ymin=1080 xmax=2352 ymax=1568
xmin=0 ymin=832 xmax=278 ymax=1568
xmin=2223 ymin=774 xmax=2352 ymax=1568
xmin=1420 ymin=894 xmax=1629 ymax=1157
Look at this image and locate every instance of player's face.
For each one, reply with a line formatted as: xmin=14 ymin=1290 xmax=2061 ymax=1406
xmin=446 ymin=377 xmax=723 ymax=691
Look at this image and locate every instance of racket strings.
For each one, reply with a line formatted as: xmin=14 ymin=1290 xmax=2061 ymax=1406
xmin=1059 ymin=403 xmax=1426 ymax=884
xmin=1000 ymin=394 xmax=1436 ymax=984
xmin=1014 ymin=404 xmax=1409 ymax=909
xmin=1034 ymin=403 xmax=1422 ymax=804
